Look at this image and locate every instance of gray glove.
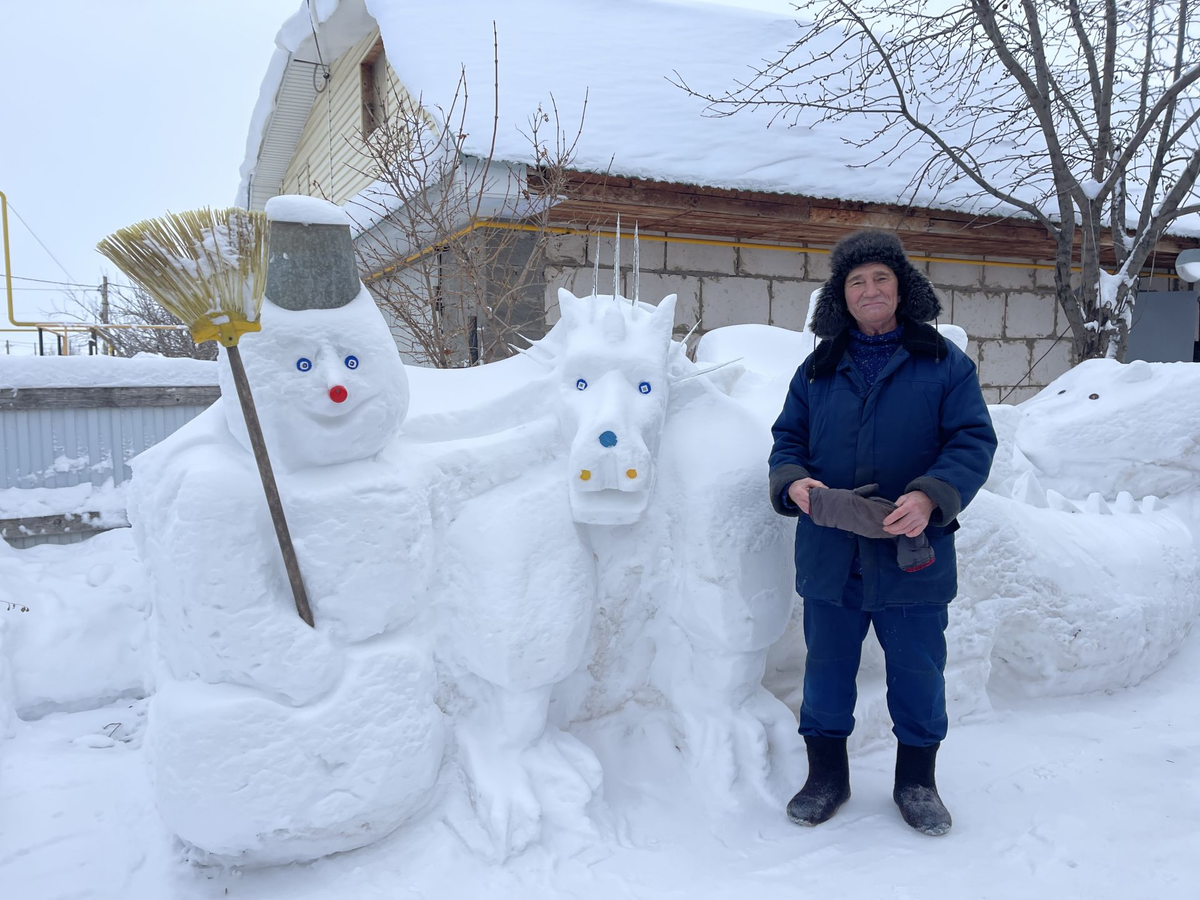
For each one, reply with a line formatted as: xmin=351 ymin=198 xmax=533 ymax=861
xmin=808 ymin=484 xmax=935 ymax=573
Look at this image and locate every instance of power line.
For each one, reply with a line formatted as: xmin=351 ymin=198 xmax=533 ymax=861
xmin=0 ymin=272 xmax=143 ymax=292
xmin=5 ymin=201 xmax=78 ymax=282
xmin=0 ymin=273 xmax=99 ymax=288
xmin=8 ymin=286 xmax=100 ymax=292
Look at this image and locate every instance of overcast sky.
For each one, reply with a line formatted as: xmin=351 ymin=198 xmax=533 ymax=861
xmin=0 ymin=0 xmax=796 ymax=353
xmin=1 ymin=0 xmax=299 ymax=343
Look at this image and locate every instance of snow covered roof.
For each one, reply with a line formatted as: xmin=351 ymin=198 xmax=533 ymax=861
xmin=238 ymin=0 xmax=1200 ymax=239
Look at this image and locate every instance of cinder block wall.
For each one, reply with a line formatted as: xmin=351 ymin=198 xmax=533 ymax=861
xmin=542 ymin=233 xmax=1076 ymax=404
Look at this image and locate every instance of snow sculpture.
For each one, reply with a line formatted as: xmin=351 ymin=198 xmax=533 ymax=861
xmin=1013 ymin=358 xmax=1200 ymax=500
xmin=434 ymin=244 xmax=797 ymax=855
xmin=129 ymin=196 xmax=443 ymax=865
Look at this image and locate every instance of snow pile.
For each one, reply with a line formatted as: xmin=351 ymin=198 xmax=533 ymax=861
xmin=0 ymin=617 xmax=15 ymax=739
xmin=0 ymin=354 xmax=218 ymax=389
xmin=0 ymin=479 xmax=128 ymax=526
xmin=265 ymin=193 xmax=353 ymax=227
xmin=0 ymin=529 xmax=150 ymax=719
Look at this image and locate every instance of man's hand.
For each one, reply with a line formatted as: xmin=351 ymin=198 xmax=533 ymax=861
xmin=883 ymin=491 xmax=936 ymax=537
xmin=787 ymin=477 xmax=828 ymax=515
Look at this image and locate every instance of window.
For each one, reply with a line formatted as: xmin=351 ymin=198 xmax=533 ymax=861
xmin=361 ymin=38 xmax=387 ymax=135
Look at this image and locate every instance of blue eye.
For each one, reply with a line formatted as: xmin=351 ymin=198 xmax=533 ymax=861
xmin=576 ymin=378 xmax=588 ymax=391
xmin=344 ymin=355 xmax=359 ymax=370
xmin=638 ymin=381 xmax=652 ymax=394
xmin=296 ymin=358 xmax=312 ymax=372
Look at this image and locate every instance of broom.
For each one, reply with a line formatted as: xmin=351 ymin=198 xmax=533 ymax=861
xmin=98 ymin=208 xmax=315 ymax=628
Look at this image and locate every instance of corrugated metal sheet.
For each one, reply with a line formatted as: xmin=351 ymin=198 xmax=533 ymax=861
xmin=1 ymin=394 xmax=214 ymax=548
xmin=0 ymin=403 xmax=209 ymax=491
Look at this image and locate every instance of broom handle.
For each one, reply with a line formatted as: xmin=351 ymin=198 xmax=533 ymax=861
xmin=225 ymin=344 xmax=316 ymax=628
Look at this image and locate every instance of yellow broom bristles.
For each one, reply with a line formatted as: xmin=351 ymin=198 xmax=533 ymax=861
xmin=97 ymin=207 xmax=269 ymax=347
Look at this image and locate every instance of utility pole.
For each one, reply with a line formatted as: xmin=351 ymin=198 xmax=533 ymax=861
xmin=100 ymin=275 xmax=110 ymax=355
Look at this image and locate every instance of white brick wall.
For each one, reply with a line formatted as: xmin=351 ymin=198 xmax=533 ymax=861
xmin=637 ymin=272 xmax=701 ymax=330
xmin=982 ymin=261 xmax=1036 ymax=290
xmin=770 ymin=280 xmax=821 ymax=330
xmin=536 ymin=235 xmax=1083 ymax=404
xmin=951 ymin=291 xmax=1004 ymax=338
xmin=740 ymin=246 xmax=806 ymax=279
xmin=1030 ymin=339 xmax=1073 ymax=384
xmin=978 ymin=340 xmax=1031 ymax=386
xmin=667 ymin=241 xmax=736 ymax=275
xmin=929 ymin=261 xmax=982 ymax=288
xmin=805 ymin=250 xmax=832 ymax=281
xmin=545 ymin=234 xmax=587 ymax=266
xmin=590 ymin=236 xmax=654 ymax=270
xmin=1004 ymin=385 xmax=1042 ymax=404
xmin=1005 ymin=292 xmax=1056 ymax=338
xmin=702 ymin=276 xmax=770 ymax=328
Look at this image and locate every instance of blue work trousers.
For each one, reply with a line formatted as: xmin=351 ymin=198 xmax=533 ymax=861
xmin=799 ymin=576 xmax=949 ymax=747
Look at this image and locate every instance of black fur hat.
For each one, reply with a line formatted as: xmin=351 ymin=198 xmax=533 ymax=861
xmin=810 ymin=230 xmax=942 ymax=339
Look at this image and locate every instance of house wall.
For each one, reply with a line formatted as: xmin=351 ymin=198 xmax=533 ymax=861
xmin=542 ymin=233 xmax=1080 ymax=404
xmin=282 ymin=28 xmax=417 ymax=206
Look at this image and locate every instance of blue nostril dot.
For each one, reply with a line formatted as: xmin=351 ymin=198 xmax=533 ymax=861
xmin=599 ymin=431 xmax=618 ymax=448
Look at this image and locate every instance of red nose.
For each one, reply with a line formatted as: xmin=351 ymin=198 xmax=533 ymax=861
xmin=329 ymin=385 xmax=348 ymax=403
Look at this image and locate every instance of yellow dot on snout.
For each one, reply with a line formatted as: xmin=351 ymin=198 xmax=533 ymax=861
xmin=626 ymin=469 xmax=638 ymax=479
xmin=580 ymin=470 xmax=592 ymax=481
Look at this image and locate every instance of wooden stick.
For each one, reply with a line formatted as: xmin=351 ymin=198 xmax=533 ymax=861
xmin=224 ymin=344 xmax=315 ymax=628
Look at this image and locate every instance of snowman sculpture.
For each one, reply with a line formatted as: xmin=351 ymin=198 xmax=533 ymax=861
xmin=129 ymin=196 xmax=444 ymax=866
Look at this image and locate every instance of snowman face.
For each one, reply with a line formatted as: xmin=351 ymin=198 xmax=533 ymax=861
xmin=220 ymin=289 xmax=409 ymax=471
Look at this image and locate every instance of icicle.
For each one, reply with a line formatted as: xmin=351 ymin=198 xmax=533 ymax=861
xmin=679 ymin=319 xmax=701 ymax=346
xmin=632 ymin=222 xmax=640 ymax=308
xmin=612 ymin=214 xmax=621 ymax=301
xmin=591 ymin=232 xmax=600 ymax=298
xmin=670 ymin=357 xmax=743 ymax=385
xmin=511 ymin=344 xmax=554 ymax=370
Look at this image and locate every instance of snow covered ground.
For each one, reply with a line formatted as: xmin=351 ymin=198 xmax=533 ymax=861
xmin=2 ymin=613 xmax=1197 ymax=899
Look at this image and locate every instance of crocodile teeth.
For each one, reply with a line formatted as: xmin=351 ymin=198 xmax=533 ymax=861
xmin=1011 ymin=471 xmax=1048 ymax=508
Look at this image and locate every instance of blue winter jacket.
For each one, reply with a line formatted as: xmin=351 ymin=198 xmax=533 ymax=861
xmin=769 ymin=322 xmax=996 ymax=608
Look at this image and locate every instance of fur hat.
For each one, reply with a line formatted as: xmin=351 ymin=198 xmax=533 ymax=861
xmin=810 ymin=230 xmax=942 ymax=339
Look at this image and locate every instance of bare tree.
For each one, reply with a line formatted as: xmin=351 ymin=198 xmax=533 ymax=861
xmin=69 ymin=284 xmax=215 ymax=359
xmin=345 ymin=30 xmax=587 ymax=367
xmin=675 ymin=0 xmax=1200 ymax=360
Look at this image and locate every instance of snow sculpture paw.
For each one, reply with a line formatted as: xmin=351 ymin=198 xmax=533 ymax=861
xmin=672 ymin=670 xmax=801 ymax=804
xmin=454 ymin=722 xmax=545 ymax=858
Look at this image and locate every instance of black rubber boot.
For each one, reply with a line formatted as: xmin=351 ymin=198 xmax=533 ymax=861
xmin=786 ymin=736 xmax=851 ymax=826
xmin=893 ymin=742 xmax=952 ymax=836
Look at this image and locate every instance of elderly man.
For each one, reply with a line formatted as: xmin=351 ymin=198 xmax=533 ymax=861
xmin=769 ymin=230 xmax=996 ymax=836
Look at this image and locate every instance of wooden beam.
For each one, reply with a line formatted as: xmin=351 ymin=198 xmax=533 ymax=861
xmin=0 ymin=512 xmax=128 ymax=541
xmin=541 ymin=169 xmax=1200 ymax=270
xmin=0 ymin=385 xmax=220 ymax=412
